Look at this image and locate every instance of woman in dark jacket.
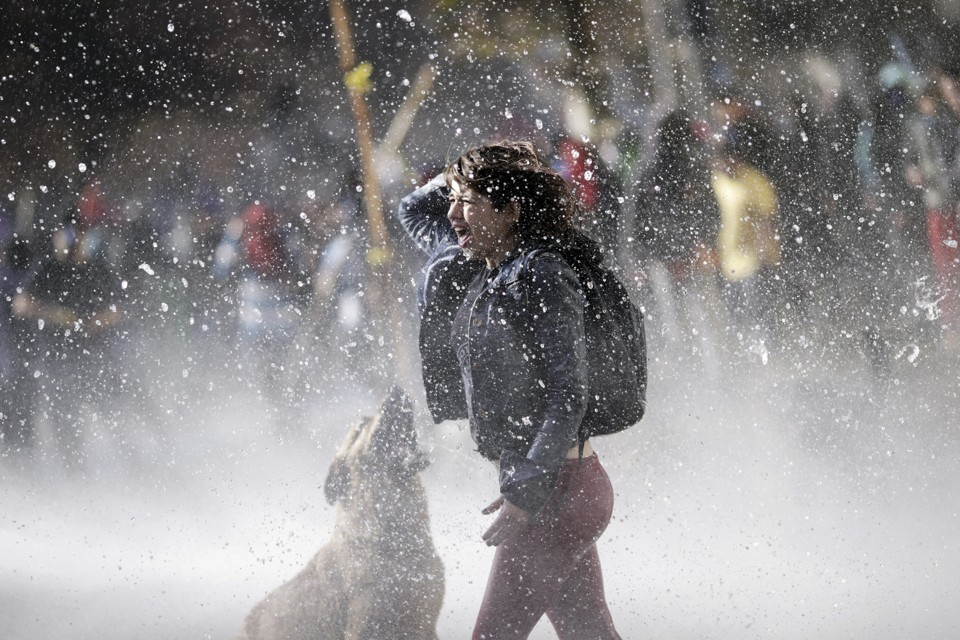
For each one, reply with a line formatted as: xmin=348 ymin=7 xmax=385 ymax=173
xmin=398 ymin=141 xmax=621 ymax=639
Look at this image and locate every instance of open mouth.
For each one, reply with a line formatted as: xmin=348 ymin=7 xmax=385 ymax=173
xmin=453 ymin=225 xmax=473 ymax=249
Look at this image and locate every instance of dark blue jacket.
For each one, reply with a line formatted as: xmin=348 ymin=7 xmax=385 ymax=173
xmin=398 ymin=176 xmax=594 ymax=514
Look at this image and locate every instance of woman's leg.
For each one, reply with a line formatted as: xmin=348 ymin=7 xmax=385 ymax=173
xmin=472 ymin=533 xmax=559 ymax=639
xmin=472 ymin=455 xmax=618 ymax=640
xmin=545 ymin=544 xmax=621 ymax=640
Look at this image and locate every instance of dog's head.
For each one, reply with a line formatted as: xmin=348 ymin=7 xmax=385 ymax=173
xmin=324 ymin=386 xmax=430 ymax=506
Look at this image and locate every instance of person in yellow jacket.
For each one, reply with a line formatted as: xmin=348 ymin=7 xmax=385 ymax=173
xmin=713 ymin=159 xmax=780 ymax=282
xmin=711 ymin=131 xmax=781 ymax=359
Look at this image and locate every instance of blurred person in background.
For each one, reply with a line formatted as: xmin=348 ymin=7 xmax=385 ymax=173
xmin=280 ymin=182 xmax=373 ymax=402
xmin=308 ymin=195 xmax=367 ymax=345
xmin=818 ymin=92 xmax=893 ymax=365
xmin=214 ymin=200 xmax=306 ymax=436
xmin=0 ymin=224 xmax=38 ymax=451
xmin=856 ymin=67 xmax=934 ymax=375
xmin=712 ymin=119 xmax=781 ymax=362
xmin=178 ymin=180 xmax=234 ymax=343
xmin=634 ymin=109 xmax=722 ymax=372
xmin=551 ymin=135 xmax=624 ymax=260
xmin=870 ymin=68 xmax=931 ymax=271
xmin=907 ymin=68 xmax=960 ymax=348
xmin=776 ymin=95 xmax=838 ymax=324
xmin=12 ymin=215 xmax=125 ymax=469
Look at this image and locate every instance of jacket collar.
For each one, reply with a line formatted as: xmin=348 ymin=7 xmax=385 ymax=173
xmin=484 ymin=247 xmax=553 ymax=289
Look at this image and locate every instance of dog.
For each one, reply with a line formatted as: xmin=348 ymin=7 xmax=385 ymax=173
xmin=239 ymin=386 xmax=445 ymax=639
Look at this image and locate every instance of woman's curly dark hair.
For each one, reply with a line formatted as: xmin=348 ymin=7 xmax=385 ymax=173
xmin=444 ymin=140 xmax=578 ymax=247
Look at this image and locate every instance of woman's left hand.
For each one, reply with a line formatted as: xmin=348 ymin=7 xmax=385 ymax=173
xmin=481 ymin=496 xmax=530 ymax=546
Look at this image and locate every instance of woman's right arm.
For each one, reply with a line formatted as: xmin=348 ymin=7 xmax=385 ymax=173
xmin=397 ymin=174 xmax=455 ymax=255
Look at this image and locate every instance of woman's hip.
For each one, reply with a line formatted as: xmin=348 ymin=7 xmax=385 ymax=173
xmin=537 ymin=453 xmax=614 ymax=543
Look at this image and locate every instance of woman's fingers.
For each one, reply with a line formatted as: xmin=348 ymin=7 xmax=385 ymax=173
xmin=481 ymin=521 xmax=499 ymax=545
xmin=483 ymin=516 xmax=520 ymax=546
xmin=481 ymin=496 xmax=504 ymax=514
xmin=481 ymin=499 xmax=530 ymax=546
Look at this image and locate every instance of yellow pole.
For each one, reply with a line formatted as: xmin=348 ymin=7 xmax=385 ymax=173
xmin=329 ymin=0 xmax=392 ymax=264
xmin=328 ymin=0 xmax=413 ymax=386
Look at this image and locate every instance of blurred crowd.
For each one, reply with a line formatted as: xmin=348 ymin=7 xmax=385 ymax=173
xmin=0 ymin=142 xmax=377 ymax=463
xmin=1 ymin=45 xmax=959 ymax=467
xmin=628 ymin=60 xmax=960 ymax=381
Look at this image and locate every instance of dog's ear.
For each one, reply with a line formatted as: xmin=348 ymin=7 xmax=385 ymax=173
xmin=325 ymin=418 xmax=369 ymax=504
xmin=324 ymin=456 xmax=350 ymax=505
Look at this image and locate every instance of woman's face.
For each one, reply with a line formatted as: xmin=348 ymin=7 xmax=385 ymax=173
xmin=447 ymin=181 xmax=519 ymax=267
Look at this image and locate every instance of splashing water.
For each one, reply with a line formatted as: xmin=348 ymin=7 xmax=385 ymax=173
xmin=914 ymin=277 xmax=945 ymax=322
xmin=896 ymin=343 xmax=920 ymax=364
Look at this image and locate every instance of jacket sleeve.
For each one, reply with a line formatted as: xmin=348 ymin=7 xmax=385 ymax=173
xmin=499 ymin=253 xmax=588 ymax=514
xmin=397 ymin=174 xmax=455 ymax=255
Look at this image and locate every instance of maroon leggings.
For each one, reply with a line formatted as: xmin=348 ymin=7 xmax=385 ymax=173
xmin=473 ymin=454 xmax=621 ymax=640
xmin=928 ymin=209 xmax=960 ymax=328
